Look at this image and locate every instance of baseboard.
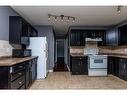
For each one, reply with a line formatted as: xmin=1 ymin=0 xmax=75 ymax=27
xmin=66 ymin=64 xmax=70 ymax=72
xmin=49 ymin=69 xmax=53 ymax=72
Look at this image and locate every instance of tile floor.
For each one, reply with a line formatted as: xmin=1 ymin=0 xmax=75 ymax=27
xmin=30 ymin=72 xmax=127 ymax=89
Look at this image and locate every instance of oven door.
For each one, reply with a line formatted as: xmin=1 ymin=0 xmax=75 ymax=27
xmin=89 ymin=56 xmax=107 ymax=69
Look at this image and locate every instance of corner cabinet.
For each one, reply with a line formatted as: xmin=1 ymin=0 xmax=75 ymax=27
xmin=0 ymin=57 xmax=38 ymax=89
xmin=70 ymin=56 xmax=88 ymax=75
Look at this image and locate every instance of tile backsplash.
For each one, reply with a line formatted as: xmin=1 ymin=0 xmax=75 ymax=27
xmin=70 ymin=45 xmax=127 ymax=55
xmin=99 ymin=46 xmax=127 ymax=54
xmin=0 ymin=40 xmax=13 ymax=57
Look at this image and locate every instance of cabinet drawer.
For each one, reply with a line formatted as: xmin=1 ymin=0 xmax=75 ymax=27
xmin=11 ymin=63 xmax=25 ymax=73
xmin=11 ymin=70 xmax=25 ymax=82
xmin=11 ymin=75 xmax=25 ymax=89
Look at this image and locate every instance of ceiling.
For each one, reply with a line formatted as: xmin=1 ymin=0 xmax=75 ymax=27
xmin=11 ymin=6 xmax=127 ymax=34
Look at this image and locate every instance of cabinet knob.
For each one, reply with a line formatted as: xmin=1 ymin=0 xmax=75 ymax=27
xmin=19 ymin=81 xmax=22 ymax=85
xmin=124 ymin=64 xmax=126 ymax=69
xmin=19 ymin=66 xmax=23 ymax=68
xmin=18 ymin=72 xmax=22 ymax=75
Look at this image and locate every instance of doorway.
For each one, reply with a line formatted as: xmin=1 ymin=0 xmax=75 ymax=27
xmin=54 ymin=38 xmax=68 ymax=72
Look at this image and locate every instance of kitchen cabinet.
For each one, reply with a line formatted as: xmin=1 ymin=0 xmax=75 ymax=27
xmin=108 ymin=56 xmax=119 ymax=77
xmin=70 ymin=56 xmax=88 ymax=75
xmin=118 ymin=25 xmax=127 ymax=45
xmin=0 ymin=57 xmax=38 ymax=89
xmin=29 ymin=27 xmax=38 ymax=37
xmin=112 ymin=57 xmax=119 ymax=77
xmin=119 ymin=58 xmax=127 ymax=81
xmin=69 ymin=28 xmax=106 ymax=46
xmin=0 ymin=62 xmax=26 ymax=89
xmin=106 ymin=28 xmax=118 ymax=46
xmin=30 ymin=58 xmax=37 ymax=83
xmin=9 ymin=16 xmax=30 ymax=46
xmin=108 ymin=57 xmax=113 ymax=74
xmin=106 ymin=24 xmax=127 ymax=46
xmin=9 ymin=16 xmax=38 ymax=47
xmin=70 ymin=30 xmax=82 ymax=46
xmin=97 ymin=30 xmax=106 ymax=46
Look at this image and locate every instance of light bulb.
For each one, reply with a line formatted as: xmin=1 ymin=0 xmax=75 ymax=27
xmin=55 ymin=16 xmax=57 ymax=21
xmin=67 ymin=16 xmax=70 ymax=21
xmin=48 ymin=15 xmax=51 ymax=21
xmin=72 ymin=17 xmax=75 ymax=22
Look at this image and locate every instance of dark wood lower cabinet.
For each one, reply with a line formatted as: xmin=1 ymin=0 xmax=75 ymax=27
xmin=108 ymin=56 xmax=127 ymax=81
xmin=70 ymin=56 xmax=88 ymax=75
xmin=0 ymin=57 xmax=38 ymax=89
xmin=119 ymin=58 xmax=127 ymax=81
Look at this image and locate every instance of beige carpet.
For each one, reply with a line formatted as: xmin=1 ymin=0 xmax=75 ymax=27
xmin=30 ymin=72 xmax=127 ymax=89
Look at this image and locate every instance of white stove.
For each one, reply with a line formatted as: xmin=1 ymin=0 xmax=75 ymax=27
xmin=88 ymin=55 xmax=107 ymax=76
xmin=84 ymin=47 xmax=107 ymax=76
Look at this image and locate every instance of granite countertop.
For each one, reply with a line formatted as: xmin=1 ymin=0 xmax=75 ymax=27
xmin=70 ymin=53 xmax=87 ymax=56
xmin=0 ymin=56 xmax=38 ymax=66
xmin=70 ymin=53 xmax=127 ymax=58
xmin=100 ymin=53 xmax=127 ymax=58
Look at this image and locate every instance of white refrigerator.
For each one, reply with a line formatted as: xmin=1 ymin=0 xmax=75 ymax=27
xmin=27 ymin=37 xmax=48 ymax=79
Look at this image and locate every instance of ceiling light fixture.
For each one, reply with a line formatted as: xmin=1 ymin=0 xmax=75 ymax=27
xmin=117 ymin=6 xmax=122 ymax=14
xmin=48 ymin=14 xmax=76 ymax=22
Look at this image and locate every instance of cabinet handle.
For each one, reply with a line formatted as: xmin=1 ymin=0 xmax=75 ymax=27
xmin=18 ymin=72 xmax=22 ymax=75
xmin=19 ymin=66 xmax=23 ymax=68
xmin=18 ymin=81 xmax=22 ymax=85
xmin=124 ymin=64 xmax=126 ymax=69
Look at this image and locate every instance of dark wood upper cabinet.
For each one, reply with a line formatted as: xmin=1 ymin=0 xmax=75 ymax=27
xmin=9 ymin=16 xmax=38 ymax=46
xmin=118 ymin=25 xmax=127 ymax=45
xmin=9 ymin=16 xmax=29 ymax=46
xmin=70 ymin=30 xmax=83 ymax=46
xmin=29 ymin=27 xmax=38 ymax=37
xmin=106 ymin=23 xmax=127 ymax=46
xmin=106 ymin=28 xmax=118 ymax=46
xmin=69 ymin=28 xmax=106 ymax=46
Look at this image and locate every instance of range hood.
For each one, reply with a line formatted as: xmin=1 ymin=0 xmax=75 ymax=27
xmin=85 ymin=38 xmax=102 ymax=42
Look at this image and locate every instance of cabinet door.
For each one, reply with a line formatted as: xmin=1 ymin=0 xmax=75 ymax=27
xmin=9 ymin=16 xmax=22 ymax=44
xmin=98 ymin=30 xmax=106 ymax=46
xmin=82 ymin=32 xmax=87 ymax=46
xmin=71 ymin=57 xmax=87 ymax=75
xmin=0 ymin=67 xmax=10 ymax=89
xmin=70 ymin=31 xmax=81 ymax=46
xmin=30 ymin=27 xmax=38 ymax=37
xmin=108 ymin=57 xmax=113 ymax=74
xmin=118 ymin=25 xmax=127 ymax=45
xmin=31 ymin=59 xmax=37 ymax=83
xmin=80 ymin=57 xmax=88 ymax=74
xmin=106 ymin=28 xmax=118 ymax=46
xmin=21 ymin=20 xmax=29 ymax=37
xmin=25 ymin=62 xmax=31 ymax=89
xmin=71 ymin=57 xmax=81 ymax=74
xmin=119 ymin=58 xmax=127 ymax=80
